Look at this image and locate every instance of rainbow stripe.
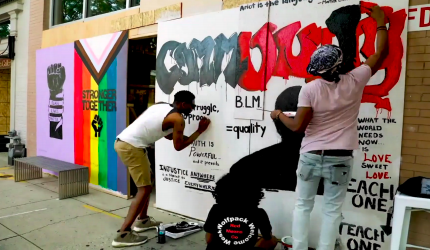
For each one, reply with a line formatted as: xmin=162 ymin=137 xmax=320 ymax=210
xmin=74 ymin=41 xmax=127 ymax=193
xmin=74 ymin=53 xmax=116 ymax=188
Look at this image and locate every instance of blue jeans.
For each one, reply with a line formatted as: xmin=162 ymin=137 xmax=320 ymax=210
xmin=292 ymin=152 xmax=353 ymax=250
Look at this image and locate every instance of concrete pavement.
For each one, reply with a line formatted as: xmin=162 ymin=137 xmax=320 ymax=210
xmin=0 ymin=153 xmax=284 ymax=250
xmin=0 ymin=152 xmax=207 ymax=250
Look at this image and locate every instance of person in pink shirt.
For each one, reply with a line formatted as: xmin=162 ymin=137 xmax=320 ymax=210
xmin=270 ymin=5 xmax=388 ymax=250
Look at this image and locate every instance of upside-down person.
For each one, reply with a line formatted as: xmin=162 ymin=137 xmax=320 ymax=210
xmin=269 ymin=5 xmax=388 ymax=250
xmin=112 ymin=90 xmax=211 ymax=247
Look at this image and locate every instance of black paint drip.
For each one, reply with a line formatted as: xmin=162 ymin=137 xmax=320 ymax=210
xmin=325 ymin=5 xmax=361 ymax=74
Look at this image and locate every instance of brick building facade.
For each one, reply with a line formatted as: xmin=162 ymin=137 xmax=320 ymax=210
xmin=401 ymin=0 xmax=430 ymax=246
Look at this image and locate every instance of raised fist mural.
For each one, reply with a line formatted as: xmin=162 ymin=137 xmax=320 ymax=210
xmin=92 ymin=115 xmax=103 ymax=138
xmin=47 ymin=63 xmax=66 ymax=140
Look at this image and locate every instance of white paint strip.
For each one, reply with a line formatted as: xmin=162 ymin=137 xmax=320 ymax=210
xmin=0 ymin=208 xmax=47 ymax=219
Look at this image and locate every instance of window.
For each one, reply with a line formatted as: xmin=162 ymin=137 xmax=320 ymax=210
xmin=129 ymin=0 xmax=139 ymax=8
xmin=0 ymin=22 xmax=10 ymax=38
xmin=86 ymin=0 xmax=126 ymax=18
xmin=52 ymin=0 xmax=83 ymax=25
xmin=52 ymin=0 xmax=135 ymax=26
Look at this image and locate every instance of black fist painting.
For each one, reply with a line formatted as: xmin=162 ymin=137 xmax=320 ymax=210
xmin=47 ymin=63 xmax=66 ymax=140
xmin=92 ymin=115 xmax=103 ymax=138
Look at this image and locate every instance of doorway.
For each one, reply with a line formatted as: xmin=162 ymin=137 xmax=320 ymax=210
xmin=127 ymin=37 xmax=157 ymax=197
xmin=0 ymin=65 xmax=11 ymax=152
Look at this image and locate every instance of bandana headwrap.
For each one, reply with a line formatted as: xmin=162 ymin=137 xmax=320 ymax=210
xmin=307 ymin=45 xmax=343 ymax=83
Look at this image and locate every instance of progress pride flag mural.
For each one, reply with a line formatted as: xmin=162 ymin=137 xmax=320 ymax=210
xmin=155 ymin=0 xmax=408 ymax=249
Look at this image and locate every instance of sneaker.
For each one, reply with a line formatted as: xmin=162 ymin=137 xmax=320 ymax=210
xmin=112 ymin=230 xmax=148 ymax=248
xmin=133 ymin=216 xmax=161 ymax=233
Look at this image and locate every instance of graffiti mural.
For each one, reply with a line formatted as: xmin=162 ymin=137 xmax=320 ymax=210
xmin=47 ymin=63 xmax=67 ymax=140
xmin=155 ymin=1 xmax=408 ymax=249
xmin=36 ymin=44 xmax=75 ymax=165
xmin=156 ymin=1 xmax=406 ymax=115
xmin=74 ymin=31 xmax=128 ymax=193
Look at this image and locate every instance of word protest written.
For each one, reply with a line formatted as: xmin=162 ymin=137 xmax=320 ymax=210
xmin=183 ymin=104 xmax=218 ymax=124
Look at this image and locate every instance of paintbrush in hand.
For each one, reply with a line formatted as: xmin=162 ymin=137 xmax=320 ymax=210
xmin=257 ymin=108 xmax=296 ymax=117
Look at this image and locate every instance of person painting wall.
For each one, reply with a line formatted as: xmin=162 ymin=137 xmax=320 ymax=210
xmin=113 ymin=91 xmax=211 ymax=247
xmin=269 ymin=5 xmax=389 ymax=250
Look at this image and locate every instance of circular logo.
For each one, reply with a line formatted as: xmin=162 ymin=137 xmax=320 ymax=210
xmin=217 ymin=217 xmax=255 ymax=246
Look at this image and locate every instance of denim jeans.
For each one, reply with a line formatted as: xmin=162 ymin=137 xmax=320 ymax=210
xmin=292 ymin=152 xmax=353 ymax=250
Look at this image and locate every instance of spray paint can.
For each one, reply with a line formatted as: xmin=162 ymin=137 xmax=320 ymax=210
xmin=157 ymin=224 xmax=166 ymax=244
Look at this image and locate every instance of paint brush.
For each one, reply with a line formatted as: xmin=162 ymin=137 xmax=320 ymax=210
xmin=257 ymin=108 xmax=273 ymax=112
xmin=257 ymin=108 xmax=296 ymax=117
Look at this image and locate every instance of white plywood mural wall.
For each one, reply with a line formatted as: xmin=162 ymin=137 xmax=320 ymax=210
xmin=155 ymin=1 xmax=408 ymax=249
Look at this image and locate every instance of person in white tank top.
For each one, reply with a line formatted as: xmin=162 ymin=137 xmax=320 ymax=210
xmin=112 ymin=90 xmax=211 ymax=247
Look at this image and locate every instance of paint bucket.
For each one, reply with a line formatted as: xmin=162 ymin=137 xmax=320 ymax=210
xmin=281 ymin=236 xmax=293 ymax=250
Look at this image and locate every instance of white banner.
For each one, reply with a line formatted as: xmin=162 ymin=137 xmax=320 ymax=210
xmin=155 ymin=1 xmax=408 ymax=249
xmin=409 ymin=4 xmax=430 ymax=32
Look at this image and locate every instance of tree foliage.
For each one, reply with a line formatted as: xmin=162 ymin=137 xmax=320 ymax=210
xmin=87 ymin=0 xmax=126 ymax=17
xmin=62 ymin=0 xmax=83 ymax=23
xmin=0 ymin=23 xmax=10 ymax=38
xmin=60 ymin=0 xmax=126 ymax=23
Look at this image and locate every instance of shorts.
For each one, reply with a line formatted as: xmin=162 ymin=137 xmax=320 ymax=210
xmin=114 ymin=140 xmax=153 ymax=187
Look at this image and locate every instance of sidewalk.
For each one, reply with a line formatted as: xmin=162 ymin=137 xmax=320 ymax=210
xmin=0 ymin=153 xmax=207 ymax=250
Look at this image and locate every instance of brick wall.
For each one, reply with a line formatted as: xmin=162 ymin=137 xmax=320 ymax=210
xmin=403 ymin=0 xmax=430 ymax=247
xmin=27 ymin=0 xmax=44 ymax=156
xmin=0 ymin=69 xmax=10 ymax=135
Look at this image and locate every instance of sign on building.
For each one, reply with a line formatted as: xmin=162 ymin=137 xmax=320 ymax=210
xmin=409 ymin=4 xmax=430 ymax=32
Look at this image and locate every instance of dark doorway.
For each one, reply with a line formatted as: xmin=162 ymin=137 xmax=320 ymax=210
xmin=127 ymin=37 xmax=157 ymax=197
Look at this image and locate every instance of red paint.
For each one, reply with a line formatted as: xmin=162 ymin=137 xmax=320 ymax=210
xmin=364 ymin=153 xmax=392 ymax=163
xmin=366 ymin=171 xmax=390 ymax=179
xmin=420 ymin=7 xmax=430 ymax=28
xmin=74 ymin=51 xmax=84 ymax=166
xmin=226 ymin=229 xmax=243 ymax=234
xmin=237 ymin=23 xmax=277 ymax=91
xmin=235 ymin=1 xmax=406 ymax=115
xmin=408 ymin=8 xmax=417 ymax=20
xmin=362 ymin=8 xmax=406 ymax=114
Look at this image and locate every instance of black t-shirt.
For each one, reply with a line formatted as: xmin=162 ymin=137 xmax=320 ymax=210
xmin=204 ymin=204 xmax=272 ymax=250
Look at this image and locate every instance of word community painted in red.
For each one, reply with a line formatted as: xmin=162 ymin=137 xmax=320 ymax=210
xmin=237 ymin=1 xmax=406 ymax=114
